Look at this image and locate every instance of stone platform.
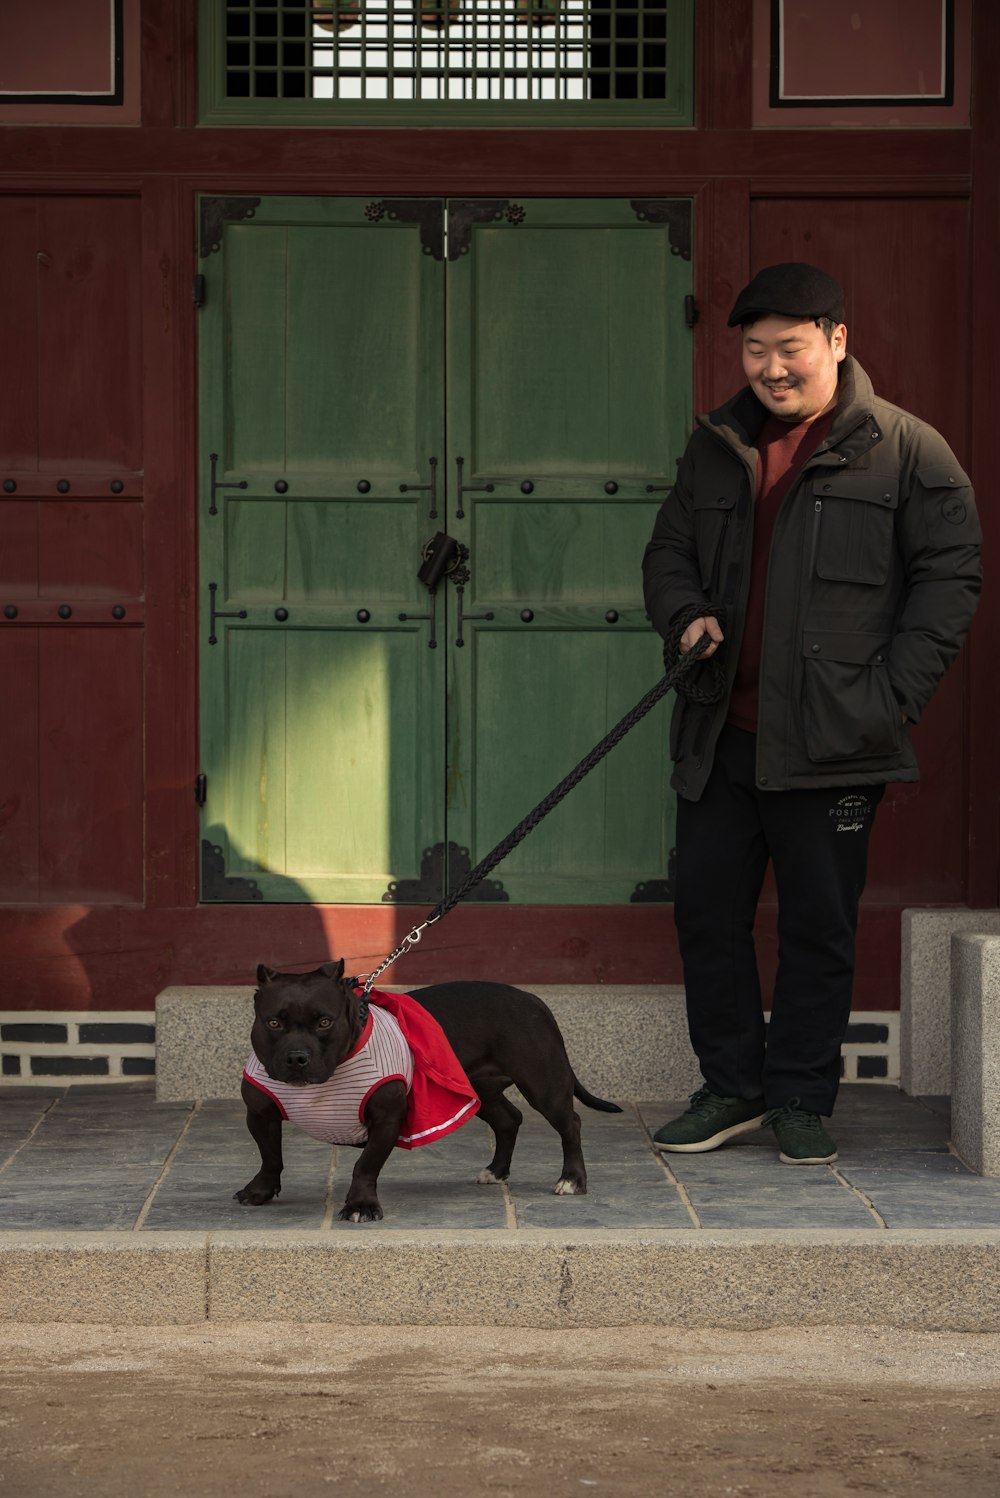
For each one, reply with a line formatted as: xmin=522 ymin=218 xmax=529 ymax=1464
xmin=1 ymin=1082 xmax=998 ymax=1329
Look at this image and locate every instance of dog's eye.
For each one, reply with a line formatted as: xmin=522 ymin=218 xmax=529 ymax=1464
xmin=266 ymin=1018 xmax=282 ymax=1030
xmin=316 ymin=1017 xmax=333 ymax=1030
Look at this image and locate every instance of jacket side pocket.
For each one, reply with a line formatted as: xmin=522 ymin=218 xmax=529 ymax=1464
xmin=801 ymin=631 xmax=901 ymax=763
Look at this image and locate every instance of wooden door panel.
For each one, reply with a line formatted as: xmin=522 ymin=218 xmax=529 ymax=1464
xmin=474 ymin=500 xmax=661 ymax=602
xmin=223 ymin=218 xmax=443 ymax=482
xmin=284 ymin=500 xmax=418 ymax=604
xmin=35 ymin=197 xmax=142 ymax=473
xmin=0 ymin=503 xmax=40 ymax=595
xmin=468 ymin=220 xmax=676 ymax=478
xmin=38 ymin=502 xmax=143 ymax=599
xmin=209 ymin=626 xmax=441 ymax=900
xmin=39 ymin=628 xmax=143 ymax=903
xmin=460 ymin=628 xmax=673 ymax=902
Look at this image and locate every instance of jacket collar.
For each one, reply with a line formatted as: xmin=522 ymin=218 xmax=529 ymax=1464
xmin=699 ymin=355 xmax=878 ymax=462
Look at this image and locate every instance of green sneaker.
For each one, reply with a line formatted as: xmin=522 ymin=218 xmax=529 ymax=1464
xmin=652 ymin=1087 xmax=767 ymax=1153
xmin=764 ymin=1100 xmax=838 ymax=1164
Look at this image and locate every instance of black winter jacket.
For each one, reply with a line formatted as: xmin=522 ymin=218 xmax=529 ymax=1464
xmin=642 ymin=356 xmax=981 ymax=799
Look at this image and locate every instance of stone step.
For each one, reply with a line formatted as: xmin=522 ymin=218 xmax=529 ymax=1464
xmin=154 ymin=984 xmax=700 ymax=1102
xmin=2 ymin=1227 xmax=997 ymax=1330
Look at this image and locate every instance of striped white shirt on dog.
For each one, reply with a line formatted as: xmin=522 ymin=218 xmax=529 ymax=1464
xmin=243 ymin=1003 xmax=414 ymax=1147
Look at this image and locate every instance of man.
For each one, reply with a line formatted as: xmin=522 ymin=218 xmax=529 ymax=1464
xmin=642 ymin=262 xmax=981 ymax=1164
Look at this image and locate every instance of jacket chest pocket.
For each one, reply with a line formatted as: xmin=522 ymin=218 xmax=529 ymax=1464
xmin=693 ymin=492 xmax=737 ymax=594
xmin=812 ymin=475 xmax=898 ymax=585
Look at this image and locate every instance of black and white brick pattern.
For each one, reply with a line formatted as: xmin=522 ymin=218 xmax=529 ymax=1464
xmin=1 ymin=1013 xmax=155 ymax=1083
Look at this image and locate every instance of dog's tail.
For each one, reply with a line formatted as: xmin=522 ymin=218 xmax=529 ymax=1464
xmin=573 ymin=1078 xmax=623 ymax=1114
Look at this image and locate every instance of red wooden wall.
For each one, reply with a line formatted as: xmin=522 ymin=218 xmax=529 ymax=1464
xmin=0 ymin=0 xmax=996 ymax=1014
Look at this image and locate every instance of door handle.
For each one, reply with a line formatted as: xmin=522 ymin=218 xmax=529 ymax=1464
xmin=398 ymin=594 xmax=438 ymax=649
xmin=454 ymin=456 xmax=494 ymax=519
xmin=449 ymin=561 xmax=494 ymax=648
xmin=400 ymin=456 xmax=439 ymax=520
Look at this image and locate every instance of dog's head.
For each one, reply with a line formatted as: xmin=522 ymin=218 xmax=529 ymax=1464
xmin=250 ymin=959 xmax=365 ymax=1085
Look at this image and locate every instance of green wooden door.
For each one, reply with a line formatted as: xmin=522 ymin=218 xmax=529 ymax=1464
xmin=198 ymin=195 xmax=692 ymax=904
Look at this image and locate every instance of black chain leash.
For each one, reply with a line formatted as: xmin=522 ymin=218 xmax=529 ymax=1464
xmin=356 ymin=604 xmax=727 ymax=1001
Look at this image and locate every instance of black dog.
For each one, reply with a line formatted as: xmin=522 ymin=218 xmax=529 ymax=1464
xmin=236 ymin=960 xmax=622 ymax=1222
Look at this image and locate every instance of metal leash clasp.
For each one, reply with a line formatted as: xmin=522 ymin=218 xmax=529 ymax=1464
xmin=361 ymin=916 xmax=436 ymax=998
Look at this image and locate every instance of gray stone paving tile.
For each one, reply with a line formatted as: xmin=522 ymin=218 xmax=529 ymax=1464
xmin=330 ymin=1177 xmax=509 ymax=1230
xmin=868 ymin=1188 xmax=1000 ymax=1229
xmin=916 ymin=1094 xmax=950 ymax=1120
xmin=0 ymin=1100 xmax=59 ymax=1153
xmin=837 ymin=1151 xmax=971 ymax=1179
xmin=345 ymin=1130 xmax=511 ymax=1228
xmin=145 ymin=1102 xmax=335 ymax=1230
xmin=674 ymin=1180 xmax=873 ymax=1227
xmin=696 ymin=1200 xmax=878 ymax=1229
xmin=661 ymin=1150 xmax=826 ymax=1186
xmin=0 ymin=1178 xmax=154 ymax=1230
xmin=858 ymin=1175 xmax=1000 ymax=1206
xmin=512 ymin=1180 xmax=693 ymax=1230
xmin=145 ymin=1176 xmax=330 ymax=1232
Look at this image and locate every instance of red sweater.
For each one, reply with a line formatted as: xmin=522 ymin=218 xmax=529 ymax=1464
xmin=726 ymin=410 xmax=835 ymax=733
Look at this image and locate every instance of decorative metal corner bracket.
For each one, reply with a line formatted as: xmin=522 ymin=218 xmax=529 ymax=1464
xmin=447 ymin=201 xmax=526 ymax=261
xmin=382 ymin=841 xmax=508 ymax=903
xmin=200 ymin=197 xmax=263 ymax=259
xmin=630 ymin=849 xmax=677 ymax=903
xmin=364 ymin=199 xmax=446 ymax=261
xmin=629 ymin=200 xmax=692 ymax=261
xmin=201 ymin=840 xmax=264 ymax=902
xmin=630 ymin=879 xmax=675 ymax=903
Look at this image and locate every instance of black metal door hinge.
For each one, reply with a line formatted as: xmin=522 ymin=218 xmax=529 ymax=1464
xmin=194 ymin=772 xmax=207 ymax=806
xmin=193 ymin=274 xmax=206 ymax=308
xmin=684 ymin=295 xmax=699 ymax=330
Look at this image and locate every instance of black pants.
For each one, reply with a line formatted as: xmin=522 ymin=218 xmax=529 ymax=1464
xmin=674 ymin=725 xmax=884 ymax=1117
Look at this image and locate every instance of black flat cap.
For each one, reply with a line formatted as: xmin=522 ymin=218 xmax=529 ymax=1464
xmin=728 ymin=262 xmax=846 ymax=328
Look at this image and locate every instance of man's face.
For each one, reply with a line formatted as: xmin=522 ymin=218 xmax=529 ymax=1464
xmin=741 ymin=314 xmax=847 ymax=423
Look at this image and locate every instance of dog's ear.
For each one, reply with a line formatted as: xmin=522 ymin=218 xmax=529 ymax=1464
xmin=319 ymin=958 xmax=346 ymax=984
xmin=256 ymin=964 xmax=280 ymax=987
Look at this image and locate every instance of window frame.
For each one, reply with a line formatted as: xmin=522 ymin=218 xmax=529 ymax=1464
xmin=197 ymin=0 xmax=694 ymax=126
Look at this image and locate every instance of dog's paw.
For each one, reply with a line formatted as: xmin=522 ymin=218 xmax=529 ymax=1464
xmin=475 ymin=1168 xmax=507 ymax=1185
xmin=552 ymin=1176 xmax=587 ymax=1196
xmin=234 ymin=1178 xmax=281 ymax=1206
xmin=338 ymin=1201 xmax=383 ymax=1223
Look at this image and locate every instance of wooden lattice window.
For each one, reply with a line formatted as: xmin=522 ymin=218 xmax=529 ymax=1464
xmin=199 ymin=0 xmax=693 ymax=123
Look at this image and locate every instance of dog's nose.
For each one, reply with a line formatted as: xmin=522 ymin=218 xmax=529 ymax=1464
xmin=286 ymin=1049 xmax=311 ymax=1069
